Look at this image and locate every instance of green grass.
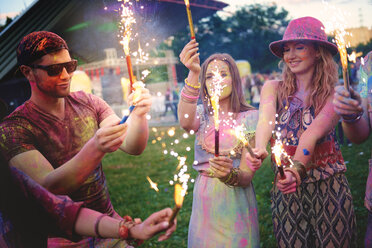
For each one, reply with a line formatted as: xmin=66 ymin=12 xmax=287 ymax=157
xmin=103 ymin=125 xmax=372 ymax=247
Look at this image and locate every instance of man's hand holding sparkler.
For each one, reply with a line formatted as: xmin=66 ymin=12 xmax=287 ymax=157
xmin=127 ymin=83 xmax=152 ymax=118
xmin=118 ymin=82 xmax=151 ymax=155
xmin=93 ymin=123 xmax=128 ymax=154
xmin=128 ymin=208 xmax=177 ymax=242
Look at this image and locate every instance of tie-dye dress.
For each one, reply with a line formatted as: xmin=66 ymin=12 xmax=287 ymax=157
xmin=188 ymin=106 xmax=260 ymax=248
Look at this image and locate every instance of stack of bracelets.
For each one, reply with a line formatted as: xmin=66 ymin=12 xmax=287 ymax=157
xmin=219 ymin=168 xmax=241 ymax=187
xmin=94 ymin=214 xmax=143 ymax=246
xmin=181 ymin=78 xmax=200 ymax=104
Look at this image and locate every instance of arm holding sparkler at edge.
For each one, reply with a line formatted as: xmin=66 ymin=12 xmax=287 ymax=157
xmin=333 ymin=85 xmax=369 ymax=143
xmin=246 ymin=81 xmax=276 ymax=170
xmin=248 ymin=80 xmax=296 ymax=193
xmin=75 ymin=207 xmax=176 ymax=242
xmin=178 ymin=39 xmax=201 ymax=132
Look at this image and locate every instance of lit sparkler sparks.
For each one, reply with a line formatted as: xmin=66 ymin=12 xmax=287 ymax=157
xmin=184 ymin=0 xmax=195 ymax=39
xmin=271 ymin=139 xmax=286 ymax=179
xmin=233 ymin=124 xmax=256 ymax=158
xmin=146 ymin=176 xmax=159 ymax=192
xmin=132 ymin=40 xmax=150 ymax=64
xmin=334 ymin=29 xmax=351 ymax=91
xmin=322 ymin=1 xmax=352 ymax=91
xmin=168 ymin=183 xmax=184 ymax=225
xmin=209 ymin=68 xmax=227 ymax=157
xmin=119 ymin=0 xmax=136 ymax=92
xmin=348 ymin=51 xmax=363 ymax=64
xmin=132 ymin=80 xmax=145 ymax=104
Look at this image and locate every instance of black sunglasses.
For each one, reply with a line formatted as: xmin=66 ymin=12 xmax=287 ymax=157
xmin=29 ymin=59 xmax=78 ymax=76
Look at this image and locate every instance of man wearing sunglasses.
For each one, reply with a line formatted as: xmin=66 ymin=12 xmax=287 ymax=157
xmin=0 ymin=31 xmax=153 ymax=247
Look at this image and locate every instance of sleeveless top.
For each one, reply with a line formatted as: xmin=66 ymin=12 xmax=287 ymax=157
xmin=270 ymin=95 xmax=346 ymax=183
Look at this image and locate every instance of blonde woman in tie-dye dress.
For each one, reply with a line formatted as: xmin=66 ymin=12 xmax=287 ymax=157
xmin=178 ymin=40 xmax=264 ymax=248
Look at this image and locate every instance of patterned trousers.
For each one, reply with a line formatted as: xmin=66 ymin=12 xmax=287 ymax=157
xmin=271 ymin=173 xmax=356 ymax=248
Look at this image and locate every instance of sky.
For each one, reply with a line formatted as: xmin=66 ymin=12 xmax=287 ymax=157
xmin=0 ymin=0 xmax=371 ymax=29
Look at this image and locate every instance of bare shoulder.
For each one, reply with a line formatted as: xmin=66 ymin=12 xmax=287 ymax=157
xmin=262 ymin=80 xmax=280 ymax=91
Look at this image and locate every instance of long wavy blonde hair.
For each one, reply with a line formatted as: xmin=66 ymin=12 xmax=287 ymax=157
xmin=277 ymin=44 xmax=338 ymax=115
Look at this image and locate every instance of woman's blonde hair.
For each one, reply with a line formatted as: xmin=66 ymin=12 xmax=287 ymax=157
xmin=199 ymin=53 xmax=253 ymax=115
xmin=277 ymin=44 xmax=338 ymax=115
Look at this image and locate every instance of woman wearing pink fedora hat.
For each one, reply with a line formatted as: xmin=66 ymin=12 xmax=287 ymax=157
xmin=247 ymin=16 xmax=356 ymax=247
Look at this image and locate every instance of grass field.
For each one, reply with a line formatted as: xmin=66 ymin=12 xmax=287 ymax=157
xmin=103 ymin=125 xmax=372 ymax=247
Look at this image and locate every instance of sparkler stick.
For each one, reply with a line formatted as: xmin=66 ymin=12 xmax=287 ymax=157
xmin=119 ymin=1 xmax=136 ymax=92
xmin=184 ymin=0 xmax=195 ymax=39
xmin=168 ymin=184 xmax=184 ymax=225
xmin=126 ymin=53 xmax=135 ymax=92
xmin=210 ymin=68 xmax=226 ymax=157
xmin=211 ymin=95 xmax=219 ymax=157
xmin=335 ymin=32 xmax=350 ymax=92
xmin=119 ymin=81 xmax=144 ymax=124
xmin=120 ymin=105 xmax=135 ymax=124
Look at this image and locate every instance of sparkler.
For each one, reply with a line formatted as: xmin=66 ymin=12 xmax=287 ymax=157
xmin=119 ymin=81 xmax=144 ymax=124
xmin=210 ymin=68 xmax=227 ymax=157
xmin=334 ymin=30 xmax=350 ymax=92
xmin=146 ymin=176 xmax=159 ymax=192
xmin=272 ymin=140 xmax=286 ymax=179
xmin=120 ymin=105 xmax=135 ymax=124
xmin=322 ymin=2 xmax=352 ymax=92
xmin=184 ymin=0 xmax=195 ymax=39
xmin=168 ymin=183 xmax=184 ymax=225
xmin=119 ymin=0 xmax=136 ymax=92
xmin=233 ymin=124 xmax=256 ymax=158
xmin=211 ymin=95 xmax=219 ymax=157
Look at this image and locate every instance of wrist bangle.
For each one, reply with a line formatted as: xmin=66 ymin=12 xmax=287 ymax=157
xmin=184 ymin=78 xmax=201 ymax=89
xmin=342 ymin=111 xmax=363 ymax=123
xmin=220 ymin=168 xmax=240 ymax=187
xmin=95 ymin=214 xmax=108 ymax=239
xmin=181 ymin=90 xmax=199 ymax=100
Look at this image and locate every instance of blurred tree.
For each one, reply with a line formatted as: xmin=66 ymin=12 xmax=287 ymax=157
xmin=0 ymin=17 xmax=13 ymax=33
xmin=167 ymin=3 xmax=289 ymax=74
xmin=355 ymin=39 xmax=372 ymax=56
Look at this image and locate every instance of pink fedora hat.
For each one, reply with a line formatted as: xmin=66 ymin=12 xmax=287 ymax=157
xmin=269 ymin=16 xmax=338 ymax=58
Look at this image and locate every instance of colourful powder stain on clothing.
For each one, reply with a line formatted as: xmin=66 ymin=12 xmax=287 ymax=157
xmin=239 ymin=238 xmax=248 ymax=247
xmin=303 ymin=148 xmax=310 ymax=155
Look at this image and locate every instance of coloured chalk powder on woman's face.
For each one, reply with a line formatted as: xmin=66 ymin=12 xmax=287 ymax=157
xmin=205 ymin=60 xmax=233 ymax=101
xmin=283 ymin=41 xmax=318 ymax=75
